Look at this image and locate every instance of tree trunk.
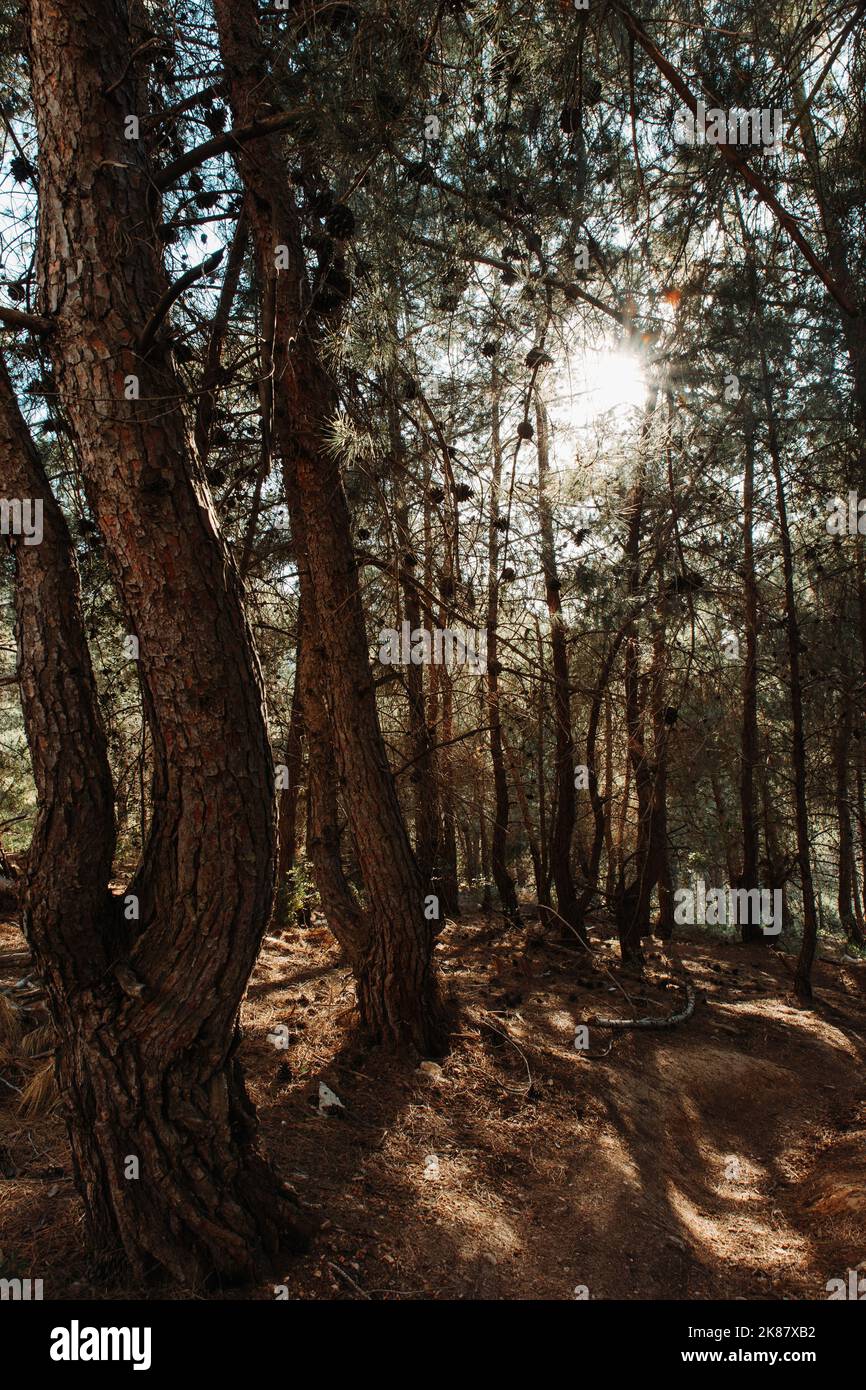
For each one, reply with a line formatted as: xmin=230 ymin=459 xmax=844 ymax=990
xmin=389 ymin=390 xmax=439 ymax=888
xmin=535 ymin=395 xmax=583 ymax=945
xmin=738 ymin=422 xmax=764 ymax=940
xmin=835 ymin=688 xmax=864 ymax=943
xmin=26 ymin=0 xmax=305 ymax=1282
xmin=297 ymin=593 xmax=368 ymax=961
xmin=648 ymin=618 xmax=675 ymax=939
xmin=274 ymin=656 xmax=305 ymax=927
xmin=213 ymin=0 xmax=443 ymax=1051
xmin=757 ymin=345 xmax=819 ymax=1001
xmin=486 ymin=366 xmax=519 ymax=915
xmin=617 ymin=454 xmax=654 ymax=962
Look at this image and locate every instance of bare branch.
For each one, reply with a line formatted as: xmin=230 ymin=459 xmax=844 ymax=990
xmin=154 ymin=109 xmax=304 ymax=190
xmin=0 ymin=305 xmax=52 ymax=334
xmin=136 ymin=249 xmax=224 ymax=355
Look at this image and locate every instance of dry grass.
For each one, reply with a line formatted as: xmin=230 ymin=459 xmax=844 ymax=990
xmin=20 ymin=1022 xmax=55 ymax=1057
xmin=0 ymin=991 xmax=22 ymax=1046
xmin=17 ymin=1060 xmax=58 ymax=1118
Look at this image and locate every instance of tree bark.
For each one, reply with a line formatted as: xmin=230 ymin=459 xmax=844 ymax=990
xmin=757 ymin=345 xmax=819 ymax=1002
xmin=617 ymin=450 xmax=654 ymax=962
xmin=738 ymin=423 xmax=763 ymax=941
xmin=486 ymin=366 xmax=519 ymax=916
xmin=535 ymin=394 xmax=583 ymax=945
xmin=213 ymin=0 xmax=443 ymax=1051
xmin=26 ymin=0 xmax=305 ymax=1282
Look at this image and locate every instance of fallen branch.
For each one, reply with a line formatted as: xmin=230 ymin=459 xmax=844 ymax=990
xmin=327 ymin=1261 xmax=372 ymax=1300
xmin=588 ymin=976 xmax=696 ymax=1031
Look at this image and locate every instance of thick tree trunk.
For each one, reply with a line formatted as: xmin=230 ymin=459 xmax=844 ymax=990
xmin=26 ymin=0 xmax=304 ymax=1281
xmin=214 ymin=0 xmax=443 ymax=1051
xmin=0 ymin=349 xmax=116 ymax=977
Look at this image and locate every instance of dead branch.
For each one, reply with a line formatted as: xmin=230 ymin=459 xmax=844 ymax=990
xmin=588 ymin=976 xmax=696 ymax=1031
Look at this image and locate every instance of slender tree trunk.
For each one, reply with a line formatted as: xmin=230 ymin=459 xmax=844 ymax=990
xmin=711 ymin=771 xmax=739 ymax=886
xmin=274 ymin=657 xmax=304 ymax=927
xmin=739 ymin=424 xmax=763 ymax=941
xmin=534 ymin=618 xmax=551 ymax=904
xmin=835 ymin=689 xmax=864 ymax=943
xmin=438 ymin=666 xmax=461 ymax=918
xmin=649 ymin=618 xmax=675 ymax=938
xmin=758 ymin=346 xmax=819 ymax=1001
xmin=486 ymin=366 xmax=518 ymax=915
xmin=617 ymin=453 xmax=654 ymax=962
xmin=536 ymin=395 xmax=583 ymax=945
xmin=214 ymin=0 xmax=443 ymax=1050
xmin=578 ymin=625 xmax=627 ymax=916
xmin=389 ymin=391 xmax=438 ymax=888
xmin=604 ymin=691 xmax=616 ymax=902
xmin=195 ymin=210 xmax=248 ymax=463
xmin=297 ymin=592 xmax=368 ymax=960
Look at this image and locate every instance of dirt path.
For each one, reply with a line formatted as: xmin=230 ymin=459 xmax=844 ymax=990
xmin=1 ymin=915 xmax=864 ymax=1300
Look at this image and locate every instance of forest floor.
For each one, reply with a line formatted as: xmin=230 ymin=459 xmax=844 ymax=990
xmin=1 ymin=905 xmax=864 ymax=1301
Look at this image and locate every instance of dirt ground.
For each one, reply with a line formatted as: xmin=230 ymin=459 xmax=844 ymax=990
xmin=1 ymin=907 xmax=864 ymax=1301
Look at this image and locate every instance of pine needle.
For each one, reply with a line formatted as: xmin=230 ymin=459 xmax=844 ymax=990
xmin=20 ymin=1022 xmax=55 ymax=1057
xmin=17 ymin=1061 xmax=58 ymax=1118
xmin=0 ymin=992 xmax=22 ymax=1046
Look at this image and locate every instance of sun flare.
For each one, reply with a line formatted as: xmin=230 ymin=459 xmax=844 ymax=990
xmin=574 ymin=346 xmax=648 ymax=427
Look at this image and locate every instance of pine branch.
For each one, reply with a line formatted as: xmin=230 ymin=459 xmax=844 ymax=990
xmin=0 ymin=305 xmax=52 ymax=334
xmin=154 ymin=109 xmax=304 ymax=190
xmin=136 ymin=249 xmax=225 ymax=355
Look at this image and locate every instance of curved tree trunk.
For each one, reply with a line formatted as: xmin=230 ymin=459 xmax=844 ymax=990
xmin=26 ymin=0 xmax=305 ymax=1282
xmin=213 ymin=0 xmax=443 ymax=1051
